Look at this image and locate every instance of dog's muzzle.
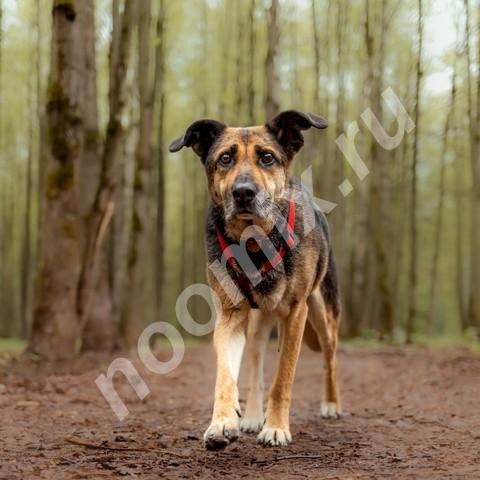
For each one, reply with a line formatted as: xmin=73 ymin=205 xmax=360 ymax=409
xmin=232 ymin=181 xmax=258 ymax=213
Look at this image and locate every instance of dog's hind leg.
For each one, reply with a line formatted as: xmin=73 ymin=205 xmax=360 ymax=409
xmin=307 ymin=286 xmax=341 ymax=418
xmin=204 ymin=305 xmax=249 ymax=450
xmin=241 ymin=310 xmax=274 ymax=433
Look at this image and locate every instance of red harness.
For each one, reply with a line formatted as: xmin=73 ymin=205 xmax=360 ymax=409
xmin=215 ymin=194 xmax=297 ymax=306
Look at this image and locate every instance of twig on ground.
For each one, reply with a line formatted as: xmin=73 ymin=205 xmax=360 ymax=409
xmin=251 ymin=454 xmax=324 ymax=465
xmin=66 ymin=437 xmax=151 ymax=452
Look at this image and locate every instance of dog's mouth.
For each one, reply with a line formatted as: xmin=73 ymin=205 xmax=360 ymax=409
xmin=223 ymin=189 xmax=276 ymax=226
xmin=235 ymin=211 xmax=255 ymax=220
xmin=231 ymin=203 xmax=264 ymax=221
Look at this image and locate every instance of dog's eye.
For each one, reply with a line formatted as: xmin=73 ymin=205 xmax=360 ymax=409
xmin=218 ymin=153 xmax=234 ymax=168
xmin=259 ymin=152 xmax=275 ymax=167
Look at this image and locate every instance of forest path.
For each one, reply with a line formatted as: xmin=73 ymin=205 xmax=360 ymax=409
xmin=1 ymin=344 xmax=479 ymax=479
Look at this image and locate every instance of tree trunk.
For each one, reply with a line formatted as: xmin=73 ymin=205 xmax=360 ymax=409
xmin=454 ymin=117 xmax=469 ymax=331
xmin=365 ymin=0 xmax=394 ymax=339
xmin=265 ymin=0 xmax=280 ymax=120
xmin=406 ymin=0 xmax=423 ymax=344
xmin=425 ymin=63 xmax=456 ymax=335
xmin=73 ymin=0 xmax=118 ymax=352
xmin=28 ymin=0 xmax=84 ymax=360
xmin=218 ymin=0 xmax=232 ymax=120
xmin=464 ymin=0 xmax=480 ymax=336
xmin=124 ymin=0 xmax=155 ymax=345
xmin=155 ymin=0 xmax=166 ymax=321
xmin=77 ymin=0 xmax=135 ymax=346
xmin=311 ymin=0 xmax=321 ymax=113
xmin=247 ymin=0 xmax=256 ymax=124
xmin=234 ymin=0 xmax=244 ymax=123
xmin=21 ymin=41 xmax=35 ymax=338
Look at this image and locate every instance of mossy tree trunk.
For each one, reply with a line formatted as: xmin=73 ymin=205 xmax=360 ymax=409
xmin=28 ymin=0 xmax=84 ymax=360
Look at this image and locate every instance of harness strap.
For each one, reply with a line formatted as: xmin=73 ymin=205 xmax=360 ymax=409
xmin=216 ymin=193 xmax=298 ymax=307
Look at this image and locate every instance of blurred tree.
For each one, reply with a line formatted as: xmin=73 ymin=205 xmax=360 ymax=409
xmin=155 ymin=0 xmax=166 ymax=322
xmin=426 ymin=59 xmax=457 ymax=335
xmin=78 ymin=0 xmax=135 ymax=351
xmin=364 ymin=0 xmax=394 ymax=339
xmin=124 ymin=0 xmax=155 ymax=344
xmin=406 ymin=0 xmax=423 ymax=344
xmin=265 ymin=0 xmax=280 ymax=119
xmin=464 ymin=0 xmax=480 ymax=336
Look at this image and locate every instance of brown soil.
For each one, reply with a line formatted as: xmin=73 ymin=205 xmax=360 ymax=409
xmin=1 ymin=344 xmax=479 ymax=479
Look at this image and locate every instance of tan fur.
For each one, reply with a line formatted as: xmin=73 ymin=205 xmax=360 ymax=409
xmin=307 ymin=288 xmax=341 ymax=412
xmin=199 ymin=123 xmax=341 ymax=449
xmin=240 ymin=311 xmax=274 ymax=433
xmin=208 ymin=127 xmax=287 ymax=241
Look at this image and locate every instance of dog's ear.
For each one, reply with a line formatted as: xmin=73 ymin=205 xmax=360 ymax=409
xmin=266 ymin=110 xmax=328 ymax=159
xmin=169 ymin=119 xmax=227 ymax=161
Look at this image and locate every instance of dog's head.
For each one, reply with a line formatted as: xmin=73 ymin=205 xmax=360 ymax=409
xmin=169 ymin=110 xmax=327 ymax=237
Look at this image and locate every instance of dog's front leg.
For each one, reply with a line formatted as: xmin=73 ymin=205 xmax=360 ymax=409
xmin=204 ymin=306 xmax=248 ymax=450
xmin=241 ymin=311 xmax=275 ymax=433
xmin=257 ymin=301 xmax=308 ymax=447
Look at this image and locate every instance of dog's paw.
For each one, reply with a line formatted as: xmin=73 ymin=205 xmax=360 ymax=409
xmin=204 ymin=418 xmax=240 ymax=451
xmin=240 ymin=415 xmax=264 ymax=433
xmin=257 ymin=426 xmax=292 ymax=447
xmin=321 ymin=401 xmax=342 ymax=419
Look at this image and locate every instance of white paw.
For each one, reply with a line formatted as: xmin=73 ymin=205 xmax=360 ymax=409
xmin=240 ymin=415 xmax=265 ymax=433
xmin=257 ymin=426 xmax=292 ymax=447
xmin=203 ymin=417 xmax=239 ymax=451
xmin=321 ymin=401 xmax=342 ymax=418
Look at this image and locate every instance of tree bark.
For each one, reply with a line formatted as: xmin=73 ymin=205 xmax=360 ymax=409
xmin=124 ymin=0 xmax=155 ymax=345
xmin=155 ymin=0 xmax=166 ymax=321
xmin=464 ymin=0 xmax=480 ymax=336
xmin=218 ymin=0 xmax=232 ymax=120
xmin=247 ymin=0 xmax=256 ymax=124
xmin=365 ymin=0 xmax=394 ymax=339
xmin=234 ymin=0 xmax=244 ymax=123
xmin=74 ymin=0 xmax=119 ymax=352
xmin=28 ymin=0 xmax=84 ymax=360
xmin=21 ymin=24 xmax=36 ymax=338
xmin=425 ymin=63 xmax=456 ymax=335
xmin=77 ymin=0 xmax=135 ymax=345
xmin=265 ymin=0 xmax=280 ymax=120
xmin=406 ymin=0 xmax=423 ymax=344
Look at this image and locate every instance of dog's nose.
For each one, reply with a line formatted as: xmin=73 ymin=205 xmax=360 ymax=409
xmin=232 ymin=182 xmax=257 ymax=204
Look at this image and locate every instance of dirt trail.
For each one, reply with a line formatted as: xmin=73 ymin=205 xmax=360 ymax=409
xmin=1 ymin=345 xmax=479 ymax=479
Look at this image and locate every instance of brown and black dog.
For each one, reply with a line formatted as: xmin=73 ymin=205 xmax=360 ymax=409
xmin=169 ymin=110 xmax=341 ymax=450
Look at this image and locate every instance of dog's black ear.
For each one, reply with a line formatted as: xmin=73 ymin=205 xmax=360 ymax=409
xmin=169 ymin=119 xmax=227 ymax=161
xmin=266 ymin=110 xmax=328 ymax=159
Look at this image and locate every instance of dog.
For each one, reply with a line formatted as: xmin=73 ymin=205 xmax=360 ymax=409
xmin=169 ymin=110 xmax=341 ymax=450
